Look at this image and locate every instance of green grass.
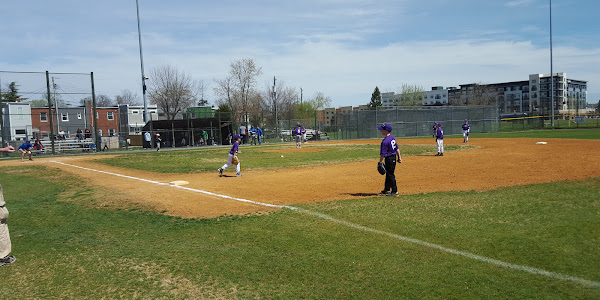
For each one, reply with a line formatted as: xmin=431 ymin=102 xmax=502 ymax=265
xmin=97 ymin=142 xmax=467 ymax=173
xmin=0 ymin=167 xmax=598 ymax=299
xmin=478 ymin=128 xmax=600 ymax=139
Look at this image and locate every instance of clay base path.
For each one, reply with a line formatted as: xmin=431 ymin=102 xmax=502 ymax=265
xmin=2 ymin=138 xmax=599 ymax=218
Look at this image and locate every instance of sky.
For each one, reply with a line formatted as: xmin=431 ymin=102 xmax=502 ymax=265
xmin=1 ymin=0 xmax=599 ymax=108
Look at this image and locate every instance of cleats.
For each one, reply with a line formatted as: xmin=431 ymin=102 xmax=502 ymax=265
xmin=0 ymin=255 xmax=16 ymax=266
xmin=386 ymin=192 xmax=399 ymax=197
xmin=236 ymin=173 xmax=242 ymax=177
xmin=218 ymin=168 xmax=223 ymax=177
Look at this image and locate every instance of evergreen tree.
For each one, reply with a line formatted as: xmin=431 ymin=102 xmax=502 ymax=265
xmin=368 ymin=86 xmax=381 ymax=107
xmin=1 ymin=82 xmax=27 ymax=102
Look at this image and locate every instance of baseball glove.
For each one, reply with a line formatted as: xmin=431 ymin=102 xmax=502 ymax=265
xmin=232 ymin=156 xmax=239 ymax=165
xmin=377 ymin=162 xmax=386 ymax=175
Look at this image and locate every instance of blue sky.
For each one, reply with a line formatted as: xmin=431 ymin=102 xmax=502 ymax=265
xmin=1 ymin=0 xmax=599 ymax=107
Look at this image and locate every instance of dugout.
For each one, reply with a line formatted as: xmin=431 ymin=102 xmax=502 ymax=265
xmin=141 ymin=118 xmax=233 ymax=147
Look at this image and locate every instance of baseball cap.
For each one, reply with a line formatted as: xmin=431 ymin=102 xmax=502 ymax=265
xmin=377 ymin=123 xmax=392 ymax=132
xmin=26 ymin=139 xmax=31 ymax=142
xmin=464 ymin=119 xmax=468 ymax=122
xmin=297 ymin=123 xmax=301 ymax=127
xmin=233 ymin=134 xmax=241 ymax=140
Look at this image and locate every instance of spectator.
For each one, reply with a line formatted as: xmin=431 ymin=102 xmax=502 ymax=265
xmin=239 ymin=124 xmax=247 ymax=144
xmin=256 ymin=126 xmax=263 ymax=145
xmin=33 ymin=140 xmax=44 ymax=151
xmin=84 ymin=128 xmax=91 ymax=139
xmin=144 ymin=132 xmax=151 ymax=149
xmin=202 ymin=130 xmax=208 ymax=146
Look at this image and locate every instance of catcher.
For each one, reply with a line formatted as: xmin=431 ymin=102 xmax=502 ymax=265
xmin=377 ymin=123 xmax=402 ymax=196
xmin=218 ymin=134 xmax=242 ymax=177
xmin=18 ymin=140 xmax=33 ymax=162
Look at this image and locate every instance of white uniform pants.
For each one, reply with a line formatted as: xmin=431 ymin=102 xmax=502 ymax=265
xmin=437 ymin=139 xmax=444 ymax=153
xmin=0 ymin=186 xmax=11 ymax=258
xmin=463 ymin=130 xmax=469 ymax=141
xmin=221 ymin=153 xmax=240 ymax=174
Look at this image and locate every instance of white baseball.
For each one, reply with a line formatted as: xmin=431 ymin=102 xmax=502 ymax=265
xmin=281 ymin=155 xmax=284 ymax=158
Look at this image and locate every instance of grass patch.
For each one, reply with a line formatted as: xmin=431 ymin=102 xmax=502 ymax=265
xmin=0 ymin=167 xmax=598 ymax=298
xmin=96 ymin=143 xmax=468 ymax=173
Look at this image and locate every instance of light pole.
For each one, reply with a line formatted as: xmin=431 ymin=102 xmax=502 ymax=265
xmin=550 ymin=0 xmax=554 ymax=127
xmin=273 ymin=76 xmax=277 ymax=140
xmin=52 ymin=77 xmax=61 ymax=134
xmin=136 ymin=0 xmax=149 ymax=123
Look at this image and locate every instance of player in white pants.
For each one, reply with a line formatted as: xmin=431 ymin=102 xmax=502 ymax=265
xmin=462 ymin=119 xmax=470 ymax=143
xmin=219 ymin=134 xmax=242 ymax=177
xmin=435 ymin=123 xmax=444 ymax=156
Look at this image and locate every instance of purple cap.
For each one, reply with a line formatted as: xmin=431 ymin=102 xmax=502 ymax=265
xmin=464 ymin=119 xmax=468 ymax=122
xmin=297 ymin=123 xmax=301 ymax=127
xmin=233 ymin=134 xmax=241 ymax=140
xmin=377 ymin=123 xmax=392 ymax=132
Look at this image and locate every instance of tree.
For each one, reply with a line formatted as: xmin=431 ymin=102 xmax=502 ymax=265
xmin=148 ymin=65 xmax=199 ymax=120
xmin=230 ymin=58 xmax=262 ymax=121
xmin=1 ymin=82 xmax=26 ymax=102
xmin=368 ymin=86 xmax=382 ymax=107
xmin=214 ymin=74 xmax=238 ymax=111
xmin=95 ymin=94 xmax=114 ymax=107
xmin=294 ymin=92 xmax=331 ymax=119
xmin=399 ymin=84 xmax=425 ymax=106
xmin=28 ymin=99 xmax=48 ymax=107
xmin=263 ymin=79 xmax=299 ymax=123
xmin=115 ymin=89 xmax=140 ymax=106
xmin=197 ymin=80 xmax=209 ymax=106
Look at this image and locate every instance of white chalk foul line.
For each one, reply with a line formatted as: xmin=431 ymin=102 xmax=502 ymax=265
xmin=54 ymin=161 xmax=599 ymax=289
xmin=53 ymin=161 xmax=289 ymax=209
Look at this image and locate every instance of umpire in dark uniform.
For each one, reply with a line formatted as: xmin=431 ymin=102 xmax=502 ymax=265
xmin=378 ymin=123 xmax=402 ymax=197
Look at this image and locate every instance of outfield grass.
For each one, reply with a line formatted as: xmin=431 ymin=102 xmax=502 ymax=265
xmin=97 ymin=143 xmax=467 ymax=174
xmin=0 ymin=167 xmax=598 ymax=299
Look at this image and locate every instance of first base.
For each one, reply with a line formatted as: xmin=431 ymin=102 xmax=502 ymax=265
xmin=169 ymin=180 xmax=189 ymax=186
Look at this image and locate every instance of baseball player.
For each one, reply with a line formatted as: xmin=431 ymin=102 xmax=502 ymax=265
xmin=378 ymin=123 xmax=402 ymax=197
xmin=218 ymin=134 xmax=242 ymax=177
xmin=18 ymin=140 xmax=33 ymax=162
xmin=462 ymin=119 xmax=470 ymax=143
xmin=435 ymin=123 xmax=444 ymax=156
xmin=155 ymin=134 xmax=161 ymax=151
xmin=302 ymin=126 xmax=307 ymax=143
xmin=432 ymin=122 xmax=437 ymax=139
xmin=0 ymin=145 xmax=16 ymax=267
xmin=294 ymin=124 xmax=302 ymax=148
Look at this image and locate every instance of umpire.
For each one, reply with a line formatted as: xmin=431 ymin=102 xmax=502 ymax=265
xmin=378 ymin=123 xmax=402 ymax=197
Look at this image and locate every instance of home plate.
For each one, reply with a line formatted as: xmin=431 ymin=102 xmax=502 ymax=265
xmin=535 ymin=142 xmax=547 ymax=145
xmin=169 ymin=180 xmax=189 ymax=186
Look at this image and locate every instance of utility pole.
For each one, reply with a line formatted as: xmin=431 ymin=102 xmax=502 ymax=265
xmin=273 ymin=76 xmax=277 ymax=140
xmin=52 ymin=77 xmax=61 ymax=134
xmin=45 ymin=71 xmax=56 ymax=154
xmin=300 ymin=87 xmax=303 ymax=104
xmin=136 ymin=0 xmax=149 ymax=123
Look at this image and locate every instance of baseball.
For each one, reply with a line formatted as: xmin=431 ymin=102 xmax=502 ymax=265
xmin=281 ymin=155 xmax=284 ymax=158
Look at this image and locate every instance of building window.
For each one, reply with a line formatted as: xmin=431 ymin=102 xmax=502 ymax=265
xmin=40 ymin=112 xmax=48 ymax=122
xmin=96 ymin=112 xmax=99 ymax=119
xmin=16 ymin=129 xmax=26 ymax=135
xmin=132 ymin=110 xmax=139 ymax=114
xmin=98 ymin=129 xmax=103 ymax=137
xmin=109 ymin=129 xmax=115 ymax=136
xmin=107 ymin=112 xmax=114 ymax=120
xmin=17 ymin=107 xmax=24 ymax=120
xmin=77 ymin=112 xmax=82 ymax=119
xmin=62 ymin=113 xmax=69 ymax=121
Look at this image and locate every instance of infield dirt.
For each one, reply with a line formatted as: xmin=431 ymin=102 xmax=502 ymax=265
xmin=3 ymin=138 xmax=599 ymax=218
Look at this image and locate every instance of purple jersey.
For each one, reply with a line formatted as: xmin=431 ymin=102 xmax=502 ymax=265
xmin=436 ymin=128 xmax=444 ymax=139
xmin=229 ymin=141 xmax=239 ymax=155
xmin=295 ymin=127 xmax=302 ymax=136
xmin=462 ymin=124 xmax=470 ymax=131
xmin=380 ymin=135 xmax=398 ymax=157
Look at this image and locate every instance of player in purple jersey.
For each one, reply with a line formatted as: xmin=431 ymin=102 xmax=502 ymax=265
xmin=294 ymin=124 xmax=303 ymax=148
xmin=218 ymin=134 xmax=242 ymax=177
xmin=378 ymin=123 xmax=402 ymax=197
xmin=435 ymin=123 xmax=444 ymax=156
xmin=462 ymin=119 xmax=470 ymax=143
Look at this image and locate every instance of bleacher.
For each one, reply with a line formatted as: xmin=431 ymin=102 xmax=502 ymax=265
xmin=33 ymin=138 xmax=95 ymax=154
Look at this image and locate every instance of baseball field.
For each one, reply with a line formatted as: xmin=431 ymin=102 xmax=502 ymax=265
xmin=0 ymin=129 xmax=599 ymax=299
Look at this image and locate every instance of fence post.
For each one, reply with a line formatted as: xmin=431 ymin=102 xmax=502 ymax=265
xmin=46 ymin=71 xmax=56 ymax=154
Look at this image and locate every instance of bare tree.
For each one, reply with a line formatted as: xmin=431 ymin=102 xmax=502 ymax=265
xmin=115 ymin=89 xmax=140 ymax=106
xmin=230 ymin=58 xmax=262 ymax=121
xmin=214 ymin=74 xmax=238 ymax=111
xmin=95 ymin=94 xmax=114 ymax=107
xmin=148 ymin=65 xmax=199 ymax=120
xmin=450 ymin=83 xmax=497 ymax=106
xmin=197 ymin=80 xmax=209 ymax=106
xmin=263 ymin=79 xmax=299 ymax=122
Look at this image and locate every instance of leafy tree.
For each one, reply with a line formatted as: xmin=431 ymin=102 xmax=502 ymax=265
xmin=1 ymin=82 xmax=27 ymax=102
xmin=294 ymin=92 xmax=331 ymax=119
xmin=368 ymin=86 xmax=382 ymax=107
xmin=399 ymin=84 xmax=426 ymax=106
